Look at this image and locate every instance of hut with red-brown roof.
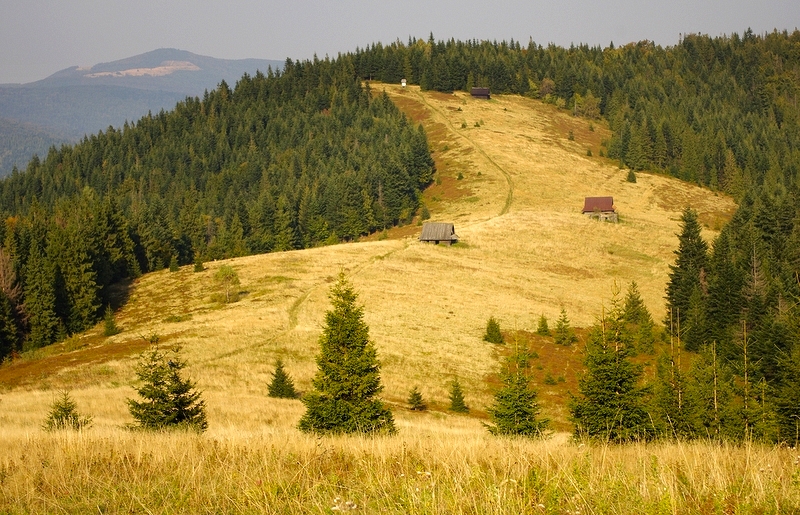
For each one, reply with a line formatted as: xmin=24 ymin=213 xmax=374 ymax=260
xmin=582 ymin=196 xmax=618 ymax=222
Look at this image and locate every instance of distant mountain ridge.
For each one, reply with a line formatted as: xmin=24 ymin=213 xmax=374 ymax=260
xmin=34 ymin=48 xmax=283 ymax=94
xmin=0 ymin=49 xmax=283 ymax=176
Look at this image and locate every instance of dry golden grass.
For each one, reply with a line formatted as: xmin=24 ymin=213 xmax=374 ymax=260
xmin=0 ymin=86 xmax=770 ymax=514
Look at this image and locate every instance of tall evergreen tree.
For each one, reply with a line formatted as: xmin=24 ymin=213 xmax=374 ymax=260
xmin=665 ymin=208 xmax=709 ymax=351
xmin=23 ymin=244 xmax=59 ymax=350
xmin=570 ymin=293 xmax=650 ymax=442
xmin=298 ymin=273 xmax=395 ymax=434
xmin=622 ymin=280 xmax=656 ymax=353
xmin=685 ymin=341 xmax=741 ymax=441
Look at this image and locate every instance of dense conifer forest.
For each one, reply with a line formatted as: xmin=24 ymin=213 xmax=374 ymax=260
xmin=1 ymin=30 xmax=799 ymax=444
xmin=0 ymin=57 xmax=434 ymax=355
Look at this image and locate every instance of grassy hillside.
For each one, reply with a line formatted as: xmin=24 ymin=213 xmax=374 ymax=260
xmin=3 ymin=88 xmax=789 ymax=515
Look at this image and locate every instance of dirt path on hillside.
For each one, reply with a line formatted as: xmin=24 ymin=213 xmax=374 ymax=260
xmin=410 ymin=88 xmax=514 ymax=217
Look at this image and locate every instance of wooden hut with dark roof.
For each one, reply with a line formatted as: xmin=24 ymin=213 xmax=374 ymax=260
xmin=582 ymin=196 xmax=618 ymax=222
xmin=419 ymin=222 xmax=458 ymax=245
xmin=470 ymin=87 xmax=490 ymax=99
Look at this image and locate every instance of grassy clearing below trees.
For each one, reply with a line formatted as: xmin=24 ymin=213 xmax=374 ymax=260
xmin=0 ymin=426 xmax=797 ymax=514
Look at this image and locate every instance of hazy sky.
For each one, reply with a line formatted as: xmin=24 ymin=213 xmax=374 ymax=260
xmin=1 ymin=0 xmax=797 ymax=84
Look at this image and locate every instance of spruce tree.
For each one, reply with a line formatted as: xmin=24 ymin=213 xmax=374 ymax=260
xmin=622 ymin=281 xmax=656 ymax=353
xmin=407 ymin=386 xmax=427 ymax=411
xmin=651 ymin=351 xmax=697 ymax=440
xmin=486 ymin=346 xmax=548 ymax=437
xmin=685 ymin=341 xmax=741 ymax=441
xmin=298 ymin=273 xmax=394 ymax=434
xmin=448 ymin=377 xmax=469 ymax=413
xmin=23 ymin=245 xmax=59 ymax=350
xmin=42 ymin=390 xmax=92 ymax=431
xmin=268 ymin=359 xmax=299 ymax=399
xmin=570 ymin=294 xmax=650 ymax=442
xmin=535 ymin=314 xmax=551 ymax=336
xmin=483 ymin=316 xmax=504 ymax=344
xmin=102 ymin=305 xmax=120 ymax=337
xmin=554 ymin=308 xmax=577 ymax=346
xmin=127 ymin=339 xmax=208 ymax=432
xmin=665 ymin=208 xmax=709 ymax=350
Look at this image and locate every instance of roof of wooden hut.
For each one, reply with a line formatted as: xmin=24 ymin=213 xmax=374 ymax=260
xmin=419 ymin=222 xmax=458 ymax=241
xmin=582 ymin=196 xmax=615 ymax=213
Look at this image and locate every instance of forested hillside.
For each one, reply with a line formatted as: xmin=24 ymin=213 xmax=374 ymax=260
xmin=0 ymin=57 xmax=434 ymax=356
xmin=0 ymin=117 xmax=68 ymax=176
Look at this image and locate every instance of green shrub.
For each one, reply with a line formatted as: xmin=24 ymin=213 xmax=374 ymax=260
xmin=43 ymin=391 xmax=92 ymax=431
xmin=536 ymin=314 xmax=550 ymax=336
xmin=483 ymin=316 xmax=504 ymax=344
xmin=408 ymin=386 xmax=427 ymax=411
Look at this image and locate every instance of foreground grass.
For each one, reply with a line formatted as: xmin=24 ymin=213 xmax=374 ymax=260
xmin=2 ymin=418 xmax=798 ymax=514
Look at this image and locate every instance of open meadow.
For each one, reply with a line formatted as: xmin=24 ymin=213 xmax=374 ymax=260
xmin=3 ymin=86 xmax=796 ymax=514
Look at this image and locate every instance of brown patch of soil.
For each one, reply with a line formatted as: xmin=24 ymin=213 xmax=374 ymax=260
xmin=0 ymin=335 xmax=177 ymax=389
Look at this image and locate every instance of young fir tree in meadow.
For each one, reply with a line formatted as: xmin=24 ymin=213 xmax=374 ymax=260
xmin=298 ymin=273 xmax=395 ymax=434
xmin=483 ymin=316 xmax=504 ymax=344
xmin=267 ymin=359 xmax=298 ymax=399
xmin=570 ymin=292 xmax=650 ymax=442
xmin=486 ymin=344 xmax=548 ymax=437
xmin=42 ymin=390 xmax=92 ymax=431
xmin=127 ymin=338 xmax=208 ymax=432
xmin=665 ymin=208 xmax=709 ymax=351
xmin=448 ymin=377 xmax=469 ymax=413
xmin=536 ymin=314 xmax=551 ymax=336
xmin=102 ymin=305 xmax=120 ymax=337
xmin=407 ymin=386 xmax=427 ymax=411
xmin=554 ymin=308 xmax=577 ymax=346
